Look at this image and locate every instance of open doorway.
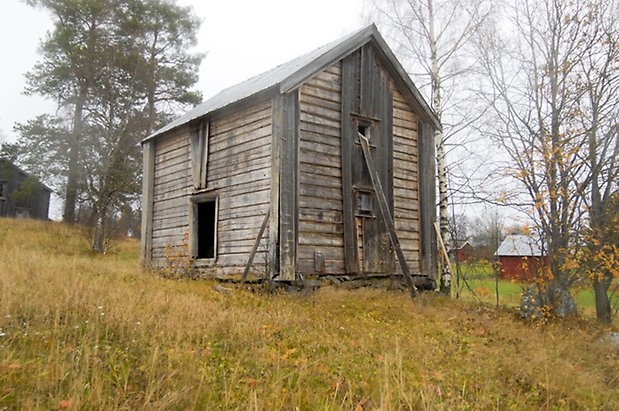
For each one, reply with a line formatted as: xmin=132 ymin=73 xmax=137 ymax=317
xmin=191 ymin=195 xmax=218 ymax=260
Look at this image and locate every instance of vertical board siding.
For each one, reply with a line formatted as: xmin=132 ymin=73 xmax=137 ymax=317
xmin=141 ymin=141 xmax=155 ymax=265
xmin=298 ymin=62 xmax=346 ymax=275
xmin=278 ymin=92 xmax=299 ymax=280
xmin=151 ymin=126 xmax=192 ymax=263
xmin=392 ymin=88 xmax=421 ymax=272
xmin=207 ymin=101 xmax=272 ymax=267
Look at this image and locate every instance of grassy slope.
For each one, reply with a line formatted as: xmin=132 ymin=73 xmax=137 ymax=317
xmin=0 ymin=219 xmax=618 ymax=410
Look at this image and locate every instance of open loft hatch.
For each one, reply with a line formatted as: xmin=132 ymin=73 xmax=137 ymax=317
xmin=357 ymin=123 xmax=369 ymax=138
xmin=191 ymin=195 xmax=218 ymax=260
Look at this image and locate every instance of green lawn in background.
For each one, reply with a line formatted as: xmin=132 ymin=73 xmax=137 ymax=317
xmin=453 ymin=260 xmax=618 ymax=323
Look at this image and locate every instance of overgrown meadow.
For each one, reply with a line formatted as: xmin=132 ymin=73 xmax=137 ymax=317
xmin=0 ymin=219 xmax=617 ymax=409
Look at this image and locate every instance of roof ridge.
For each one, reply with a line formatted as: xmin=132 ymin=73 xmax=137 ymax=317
xmin=213 ymin=24 xmax=372 ymax=98
xmin=143 ymin=25 xmax=377 ymax=142
xmin=142 ymin=23 xmax=440 ymax=143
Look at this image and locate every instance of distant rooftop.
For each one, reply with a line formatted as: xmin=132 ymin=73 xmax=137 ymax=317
xmin=495 ymin=234 xmax=545 ymax=257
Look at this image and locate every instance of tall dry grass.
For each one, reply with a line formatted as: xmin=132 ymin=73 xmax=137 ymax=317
xmin=0 ymin=218 xmax=618 ymax=409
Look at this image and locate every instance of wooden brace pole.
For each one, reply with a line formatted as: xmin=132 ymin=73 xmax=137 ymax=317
xmin=358 ymin=133 xmax=418 ymax=298
xmin=241 ymin=206 xmax=271 ymax=284
xmin=434 ymin=221 xmax=453 ymax=289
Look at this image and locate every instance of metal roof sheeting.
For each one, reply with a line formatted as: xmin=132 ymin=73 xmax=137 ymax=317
xmin=495 ymin=234 xmax=545 ymax=257
xmin=143 ymin=26 xmax=372 ymax=142
xmin=143 ymin=24 xmax=439 ymax=144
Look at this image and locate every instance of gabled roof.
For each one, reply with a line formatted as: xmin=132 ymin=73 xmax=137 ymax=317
xmin=143 ymin=24 xmax=439 ymax=143
xmin=495 ymin=234 xmax=545 ymax=257
xmin=456 ymin=241 xmax=473 ymax=250
xmin=0 ymin=158 xmax=53 ymax=193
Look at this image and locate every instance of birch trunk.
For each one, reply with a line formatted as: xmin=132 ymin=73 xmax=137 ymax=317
xmin=428 ymin=0 xmax=451 ymax=294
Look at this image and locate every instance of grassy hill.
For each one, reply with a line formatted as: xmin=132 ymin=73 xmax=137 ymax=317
xmin=0 ymin=218 xmax=617 ymax=409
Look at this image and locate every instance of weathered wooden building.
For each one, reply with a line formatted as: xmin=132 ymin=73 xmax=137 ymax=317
xmin=141 ymin=25 xmax=439 ymax=286
xmin=0 ymin=159 xmax=51 ymax=220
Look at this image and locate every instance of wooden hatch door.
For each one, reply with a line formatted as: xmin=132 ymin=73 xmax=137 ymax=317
xmin=352 ymin=122 xmax=392 ymax=274
xmin=341 ymin=45 xmax=394 ymax=275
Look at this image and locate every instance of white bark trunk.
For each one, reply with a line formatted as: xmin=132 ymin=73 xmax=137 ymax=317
xmin=428 ymin=0 xmax=451 ymax=294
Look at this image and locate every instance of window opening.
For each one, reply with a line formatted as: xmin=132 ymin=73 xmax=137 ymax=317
xmin=358 ymin=124 xmax=369 ymax=138
xmin=357 ymin=190 xmax=375 ymax=217
xmin=191 ymin=121 xmax=209 ymax=190
xmin=16 ymin=208 xmax=30 ymax=219
xmin=197 ymin=200 xmax=216 ymax=259
xmin=0 ymin=182 xmax=6 ymax=199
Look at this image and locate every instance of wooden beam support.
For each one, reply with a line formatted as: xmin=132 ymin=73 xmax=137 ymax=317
xmin=269 ymin=94 xmax=282 ymax=281
xmin=241 ymin=206 xmax=271 ymax=283
xmin=141 ymin=140 xmax=155 ymax=268
xmin=418 ymin=120 xmax=438 ymax=280
xmin=279 ymin=91 xmax=299 ymax=281
xmin=340 ymin=53 xmax=360 ymax=274
xmin=358 ymin=133 xmax=418 ymax=298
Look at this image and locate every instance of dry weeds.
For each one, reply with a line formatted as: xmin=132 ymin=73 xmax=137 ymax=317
xmin=0 ymin=218 xmax=617 ymax=409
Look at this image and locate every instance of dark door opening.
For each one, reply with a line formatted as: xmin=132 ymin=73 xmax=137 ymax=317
xmin=197 ymin=200 xmax=216 ymax=259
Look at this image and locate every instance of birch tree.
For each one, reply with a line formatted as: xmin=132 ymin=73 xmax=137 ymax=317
xmin=369 ymin=0 xmax=492 ymax=293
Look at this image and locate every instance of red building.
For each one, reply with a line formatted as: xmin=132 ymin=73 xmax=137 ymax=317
xmin=495 ymin=235 xmax=547 ymax=281
xmin=454 ymin=241 xmax=474 ymax=263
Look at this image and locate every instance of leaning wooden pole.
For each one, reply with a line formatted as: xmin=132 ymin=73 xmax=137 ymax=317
xmin=241 ymin=206 xmax=271 ymax=284
xmin=358 ymin=133 xmax=418 ymax=298
xmin=434 ymin=221 xmax=453 ymax=295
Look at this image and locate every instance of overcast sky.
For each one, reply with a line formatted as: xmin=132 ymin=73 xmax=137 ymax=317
xmin=0 ymin=0 xmax=517 ymax=224
xmin=0 ymin=0 xmax=366 ymax=144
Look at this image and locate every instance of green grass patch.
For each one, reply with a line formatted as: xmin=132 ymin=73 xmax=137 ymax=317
xmin=455 ymin=266 xmax=618 ymax=324
xmin=455 ymin=259 xmax=497 ymax=279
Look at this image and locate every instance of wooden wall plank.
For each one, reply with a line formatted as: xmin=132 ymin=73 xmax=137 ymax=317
xmin=279 ymin=91 xmax=299 ymax=281
xmin=150 ymin=100 xmax=272 ymax=270
xmin=297 ymin=61 xmax=347 ymax=277
xmin=418 ymin=120 xmax=438 ymax=278
xmin=188 ymin=99 xmax=272 ymax=268
xmin=141 ymin=141 xmax=155 ymax=267
xmin=391 ymin=86 xmax=422 ymax=275
xmin=340 ymin=56 xmax=359 ymax=274
xmin=150 ymin=127 xmax=192 ymax=264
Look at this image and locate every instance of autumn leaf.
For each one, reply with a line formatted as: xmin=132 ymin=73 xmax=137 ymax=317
xmin=58 ymin=399 xmax=72 ymax=409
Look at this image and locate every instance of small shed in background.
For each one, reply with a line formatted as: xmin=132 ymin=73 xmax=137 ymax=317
xmin=0 ymin=159 xmax=51 ymax=220
xmin=495 ymin=234 xmax=547 ymax=281
xmin=454 ymin=241 xmax=474 ymax=263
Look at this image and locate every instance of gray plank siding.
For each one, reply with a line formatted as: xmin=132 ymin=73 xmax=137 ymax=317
xmin=206 ymin=100 xmax=272 ymax=269
xmin=150 ymin=101 xmax=272 ymax=271
xmin=297 ymin=62 xmax=346 ymax=276
xmin=151 ymin=127 xmax=192 ymax=262
xmin=392 ymin=88 xmax=421 ymax=273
